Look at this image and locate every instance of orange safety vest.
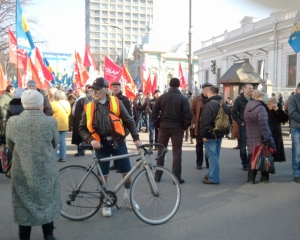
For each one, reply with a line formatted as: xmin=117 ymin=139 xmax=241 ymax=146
xmin=84 ymin=96 xmax=126 ymax=142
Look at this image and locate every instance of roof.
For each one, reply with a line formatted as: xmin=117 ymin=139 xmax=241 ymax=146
xmin=218 ymin=59 xmax=263 ymax=84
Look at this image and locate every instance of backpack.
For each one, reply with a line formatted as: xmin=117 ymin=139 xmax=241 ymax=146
xmin=211 ymin=100 xmax=230 ymax=134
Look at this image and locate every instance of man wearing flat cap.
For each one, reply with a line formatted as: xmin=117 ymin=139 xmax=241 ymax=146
xmin=26 ymin=80 xmax=53 ymax=116
xmin=152 ymin=78 xmax=192 ymax=184
xmin=79 ymin=77 xmax=142 ymax=217
xmin=190 ymin=82 xmax=213 ymax=170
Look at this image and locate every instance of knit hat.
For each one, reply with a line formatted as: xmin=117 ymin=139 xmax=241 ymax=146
xmin=169 ymin=78 xmax=180 ymax=88
xmin=27 ymin=80 xmax=37 ymax=87
xmin=21 ymin=89 xmax=44 ymax=109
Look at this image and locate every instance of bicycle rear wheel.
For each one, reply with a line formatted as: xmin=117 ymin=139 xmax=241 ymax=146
xmin=59 ymin=165 xmax=102 ymax=221
xmin=130 ymin=166 xmax=181 ymax=225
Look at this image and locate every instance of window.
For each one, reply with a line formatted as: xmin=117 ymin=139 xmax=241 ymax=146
xmin=205 ymin=70 xmax=209 ymax=83
xmin=125 ymin=20 xmax=131 ymax=25
xmin=288 ymin=55 xmax=297 ymax=86
xmin=125 ymin=13 xmax=131 ymax=18
xmin=117 ymin=19 xmax=123 ymax=25
xmin=101 ymin=3 xmax=108 ymax=9
xmin=132 ymin=6 xmax=139 ymax=12
xmin=110 ymin=19 xmax=116 ymax=24
xmin=94 ymin=18 xmax=100 ymax=22
xmin=257 ymin=60 xmax=265 ymax=79
xmin=140 ymin=7 xmax=146 ymax=13
xmin=102 ymin=33 xmax=108 ymax=38
xmin=102 ymin=47 xmax=108 ymax=52
xmin=133 ymin=28 xmax=138 ymax=32
xmin=110 ymin=33 xmax=116 ymax=38
xmin=125 ymin=27 xmax=131 ymax=32
xmin=132 ymin=13 xmax=139 ymax=19
xmin=117 ymin=5 xmax=123 ymax=10
xmin=117 ymin=12 xmax=123 ymax=17
xmin=125 ymin=34 xmax=131 ymax=39
xmin=117 ymin=41 xmax=122 ymax=46
xmin=132 ymin=20 xmax=138 ymax=25
xmin=94 ymin=39 xmax=100 ymax=44
xmin=94 ymin=10 xmax=100 ymax=15
xmin=110 ymin=4 xmax=116 ymax=10
xmin=110 ymin=11 xmax=116 ymax=17
xmin=102 ymin=40 xmax=108 ymax=45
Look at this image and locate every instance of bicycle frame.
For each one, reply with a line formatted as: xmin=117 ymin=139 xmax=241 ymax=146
xmin=73 ymin=148 xmax=159 ymax=205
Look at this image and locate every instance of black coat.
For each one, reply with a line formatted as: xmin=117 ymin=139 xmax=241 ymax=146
xmin=199 ymin=95 xmax=230 ymax=139
xmin=115 ymin=91 xmax=132 ymax=117
xmin=232 ymin=93 xmax=251 ymax=126
xmin=152 ymin=87 xmax=192 ymax=130
xmin=267 ymin=104 xmax=288 ymax=162
xmin=71 ymin=97 xmax=90 ymax=145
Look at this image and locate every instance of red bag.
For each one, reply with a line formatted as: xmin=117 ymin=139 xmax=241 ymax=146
xmin=251 ymin=145 xmax=274 ymax=170
xmin=0 ymin=146 xmax=9 ymax=173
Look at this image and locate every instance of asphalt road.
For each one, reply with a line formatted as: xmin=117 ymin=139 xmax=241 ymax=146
xmin=0 ymin=131 xmax=299 ymax=240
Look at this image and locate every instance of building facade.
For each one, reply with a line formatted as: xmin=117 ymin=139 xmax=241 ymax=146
xmin=194 ymin=10 xmax=299 ymax=96
xmin=85 ymin=0 xmax=155 ymax=67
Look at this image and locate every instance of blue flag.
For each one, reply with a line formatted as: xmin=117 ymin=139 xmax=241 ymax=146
xmin=289 ymin=11 xmax=300 ymax=53
xmin=16 ymin=0 xmax=35 ymax=52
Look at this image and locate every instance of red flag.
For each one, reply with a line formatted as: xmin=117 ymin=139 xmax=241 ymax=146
xmin=75 ymin=51 xmax=89 ymax=86
xmin=8 ymin=28 xmax=27 ymax=70
xmin=151 ymin=74 xmax=157 ymax=94
xmin=83 ymin=44 xmax=98 ymax=70
xmin=34 ymin=47 xmax=52 ymax=88
xmin=178 ymin=62 xmax=187 ymax=89
xmin=0 ymin=63 xmax=7 ymax=93
xmin=122 ymin=63 xmax=137 ymax=100
xmin=17 ymin=69 xmax=23 ymax=88
xmin=104 ymin=57 xmax=122 ymax=86
xmin=25 ymin=55 xmax=43 ymax=89
xmin=143 ymin=73 xmax=152 ymax=95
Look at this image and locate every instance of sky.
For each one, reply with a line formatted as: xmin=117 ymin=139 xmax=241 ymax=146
xmin=24 ymin=0 xmax=279 ymax=56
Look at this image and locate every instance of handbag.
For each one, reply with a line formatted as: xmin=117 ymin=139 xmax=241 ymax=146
xmin=0 ymin=145 xmax=9 ymax=173
xmin=251 ymin=144 xmax=274 ymax=172
xmin=190 ymin=125 xmax=196 ymax=139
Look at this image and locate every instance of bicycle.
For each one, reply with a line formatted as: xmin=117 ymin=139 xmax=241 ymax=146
xmin=59 ymin=143 xmax=181 ymax=225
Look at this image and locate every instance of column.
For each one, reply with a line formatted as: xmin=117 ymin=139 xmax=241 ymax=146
xmin=268 ymin=45 xmax=275 ymax=84
xmin=276 ymin=43 xmax=283 ymax=88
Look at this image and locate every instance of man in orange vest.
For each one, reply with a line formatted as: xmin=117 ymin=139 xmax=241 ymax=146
xmin=79 ymin=77 xmax=142 ymax=218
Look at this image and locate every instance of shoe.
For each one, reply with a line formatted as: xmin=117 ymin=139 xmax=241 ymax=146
xmin=196 ymin=166 xmax=202 ymax=170
xmin=204 ymin=175 xmax=208 ymax=180
xmin=233 ymin=146 xmax=240 ymax=149
xmin=247 ymin=180 xmax=254 ymax=184
xmin=123 ymin=194 xmax=140 ymax=210
xmin=74 ymin=153 xmax=85 ymax=157
xmin=242 ymin=167 xmax=248 ymax=171
xmin=293 ymin=177 xmax=300 ymax=183
xmin=44 ymin=237 xmax=57 ymax=240
xmin=178 ymin=179 xmax=185 ymax=184
xmin=57 ymin=159 xmax=65 ymax=162
xmin=202 ymin=178 xmax=219 ymax=184
xmin=102 ymin=207 xmax=112 ymax=217
xmin=109 ymin=165 xmax=118 ymax=170
xmin=260 ymin=178 xmax=268 ymax=183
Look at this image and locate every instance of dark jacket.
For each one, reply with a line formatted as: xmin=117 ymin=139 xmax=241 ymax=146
xmin=133 ymin=96 xmax=148 ymax=112
xmin=6 ymin=99 xmax=24 ymax=120
xmin=244 ymin=100 xmax=276 ymax=154
xmin=287 ymin=93 xmax=300 ymax=129
xmin=191 ymin=93 xmax=207 ymax=136
xmin=78 ymin=96 xmax=139 ymax=144
xmin=232 ymin=93 xmax=251 ymax=126
xmin=267 ymin=103 xmax=288 ymax=162
xmin=199 ymin=95 xmax=229 ymax=139
xmin=0 ymin=92 xmax=13 ymax=119
xmin=278 ymin=97 xmax=284 ymax=109
xmin=71 ymin=96 xmax=90 ymax=145
xmin=36 ymin=89 xmax=53 ymax=116
xmin=152 ymin=87 xmax=192 ymax=130
xmin=115 ymin=91 xmax=132 ymax=117
xmin=146 ymin=97 xmax=157 ymax=118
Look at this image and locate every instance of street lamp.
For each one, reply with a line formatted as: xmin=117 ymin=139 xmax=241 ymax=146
xmin=104 ymin=22 xmax=124 ymax=65
xmin=188 ymin=0 xmax=193 ymax=92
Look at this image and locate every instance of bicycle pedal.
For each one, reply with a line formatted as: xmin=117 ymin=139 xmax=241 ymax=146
xmin=116 ymin=204 xmax=121 ymax=210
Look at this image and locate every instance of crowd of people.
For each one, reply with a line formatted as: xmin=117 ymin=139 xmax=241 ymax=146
xmin=1 ymin=77 xmax=299 ymax=239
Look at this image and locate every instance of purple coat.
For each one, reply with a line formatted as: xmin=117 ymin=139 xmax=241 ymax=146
xmin=244 ymin=100 xmax=276 ymax=154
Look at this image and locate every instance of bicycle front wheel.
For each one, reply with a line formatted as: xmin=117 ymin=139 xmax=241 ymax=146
xmin=59 ymin=165 xmax=102 ymax=221
xmin=130 ymin=166 xmax=181 ymax=225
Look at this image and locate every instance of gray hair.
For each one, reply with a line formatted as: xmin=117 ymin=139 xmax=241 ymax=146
xmin=54 ymin=90 xmax=67 ymax=100
xmin=101 ymin=87 xmax=112 ymax=96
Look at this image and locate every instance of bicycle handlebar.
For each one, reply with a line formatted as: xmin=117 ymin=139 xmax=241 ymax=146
xmin=79 ymin=142 xmax=168 ymax=160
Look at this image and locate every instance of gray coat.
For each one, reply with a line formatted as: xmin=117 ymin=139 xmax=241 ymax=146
xmin=244 ymin=100 xmax=276 ymax=154
xmin=287 ymin=93 xmax=300 ymax=129
xmin=6 ymin=110 xmax=61 ymax=226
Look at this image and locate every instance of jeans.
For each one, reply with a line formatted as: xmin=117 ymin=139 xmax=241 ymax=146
xmin=291 ymin=128 xmax=300 ymax=177
xmin=204 ymin=138 xmax=222 ymax=183
xmin=149 ymin=118 xmax=158 ymax=143
xmin=156 ymin=128 xmax=184 ymax=180
xmin=239 ymin=126 xmax=248 ymax=167
xmin=56 ymin=131 xmax=67 ymax=160
xmin=196 ymin=134 xmax=209 ymax=167
xmin=141 ymin=112 xmax=149 ymax=131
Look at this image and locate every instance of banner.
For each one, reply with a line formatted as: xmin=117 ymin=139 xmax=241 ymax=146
xmin=178 ymin=62 xmax=187 ymax=89
xmin=16 ymin=0 xmax=35 ymax=52
xmin=83 ymin=44 xmax=97 ymax=69
xmin=104 ymin=57 xmax=122 ymax=86
xmin=143 ymin=73 xmax=152 ymax=96
xmin=25 ymin=56 xmax=43 ymax=89
xmin=74 ymin=51 xmax=89 ymax=87
xmin=8 ymin=28 xmax=27 ymax=69
xmin=151 ymin=74 xmax=157 ymax=94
